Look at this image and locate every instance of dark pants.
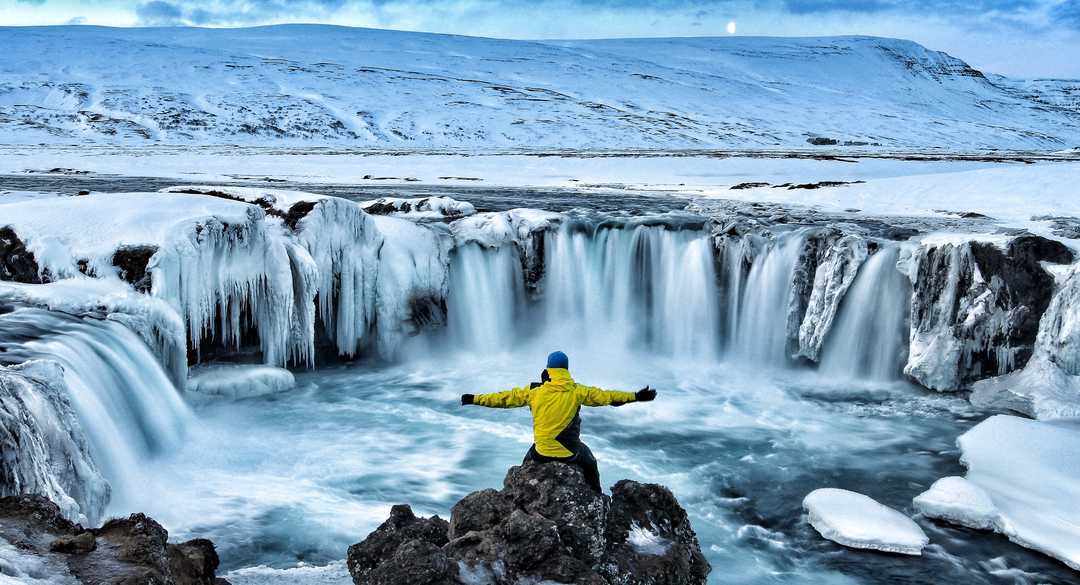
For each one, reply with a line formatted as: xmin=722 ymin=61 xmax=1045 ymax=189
xmin=523 ymin=443 xmax=602 ymax=493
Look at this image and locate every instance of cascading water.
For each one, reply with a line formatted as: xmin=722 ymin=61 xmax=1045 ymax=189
xmin=539 ymin=222 xmax=721 ymax=359
xmin=819 ymin=245 xmax=912 ymax=380
xmin=725 ymin=231 xmax=808 ymax=364
xmin=0 ymin=307 xmax=192 ymax=516
xmin=446 ymin=242 xmax=527 ymax=353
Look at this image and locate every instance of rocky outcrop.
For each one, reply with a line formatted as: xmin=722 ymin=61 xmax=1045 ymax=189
xmin=0 ymin=495 xmax=226 ymax=585
xmin=347 ymin=463 xmax=709 ymax=585
xmin=0 ymin=226 xmax=42 ymax=284
xmin=905 ymin=234 xmax=1074 ymax=391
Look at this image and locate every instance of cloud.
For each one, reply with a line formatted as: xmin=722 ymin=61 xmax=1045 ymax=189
xmin=135 ymin=0 xmax=186 ymax=25
xmin=66 ymin=16 xmax=88 ymax=24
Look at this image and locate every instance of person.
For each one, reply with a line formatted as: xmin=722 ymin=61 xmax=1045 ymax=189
xmin=460 ymin=350 xmax=656 ymax=493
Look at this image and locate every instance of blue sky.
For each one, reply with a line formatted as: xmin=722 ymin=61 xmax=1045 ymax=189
xmin=5 ymin=0 xmax=1080 ymax=77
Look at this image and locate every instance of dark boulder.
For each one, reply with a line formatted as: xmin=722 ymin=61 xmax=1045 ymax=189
xmin=346 ymin=504 xmax=451 ymax=584
xmin=112 ymin=244 xmax=158 ymax=292
xmin=349 ymin=463 xmax=709 ymax=585
xmin=0 ymin=495 xmax=226 ymax=585
xmin=0 ymin=226 xmax=43 ymax=283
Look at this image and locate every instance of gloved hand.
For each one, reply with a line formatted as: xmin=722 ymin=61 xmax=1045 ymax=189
xmin=635 ymin=386 xmax=656 ymax=402
xmin=461 ymin=393 xmax=475 ymax=406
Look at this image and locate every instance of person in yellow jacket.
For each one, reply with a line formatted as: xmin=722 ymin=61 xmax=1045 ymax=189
xmin=460 ymin=350 xmax=656 ymax=493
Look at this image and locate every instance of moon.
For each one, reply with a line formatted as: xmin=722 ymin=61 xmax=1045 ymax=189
xmin=727 ymin=20 xmax=737 ymax=34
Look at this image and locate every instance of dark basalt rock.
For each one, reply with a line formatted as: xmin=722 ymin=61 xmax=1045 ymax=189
xmin=0 ymin=495 xmax=226 ymax=585
xmin=0 ymin=226 xmax=43 ymax=283
xmin=112 ymin=244 xmax=158 ymax=293
xmin=349 ymin=463 xmax=709 ymax=585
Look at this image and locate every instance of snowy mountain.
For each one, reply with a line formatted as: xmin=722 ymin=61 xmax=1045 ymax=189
xmin=2 ymin=25 xmax=1079 ymax=150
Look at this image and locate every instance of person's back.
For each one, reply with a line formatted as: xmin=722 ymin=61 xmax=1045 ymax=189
xmin=461 ymin=351 xmax=656 ymax=492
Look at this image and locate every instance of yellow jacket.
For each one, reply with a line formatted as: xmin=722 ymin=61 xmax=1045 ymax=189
xmin=472 ymin=368 xmax=638 ymax=457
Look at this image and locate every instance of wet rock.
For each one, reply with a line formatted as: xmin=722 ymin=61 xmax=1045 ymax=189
xmin=50 ymin=531 xmax=96 ymax=554
xmin=346 ymin=504 xmax=450 ymax=584
xmin=602 ymin=480 xmax=711 ymax=585
xmin=0 ymin=226 xmax=43 ymax=283
xmin=349 ymin=463 xmax=709 ymax=585
xmin=0 ymin=495 xmax=226 ymax=585
xmin=112 ymin=244 xmax=158 ymax=293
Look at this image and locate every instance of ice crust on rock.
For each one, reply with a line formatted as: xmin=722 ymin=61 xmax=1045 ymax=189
xmin=186 ymin=365 xmax=296 ymax=400
xmin=803 ymin=488 xmax=929 ymax=555
xmin=918 ymin=415 xmax=1080 ymax=570
xmin=913 ymin=476 xmax=1000 ymax=531
xmin=796 ymin=234 xmax=868 ymax=361
xmin=0 ymin=361 xmax=109 ymax=526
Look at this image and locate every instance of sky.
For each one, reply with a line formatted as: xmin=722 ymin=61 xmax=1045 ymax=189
xmin=3 ymin=0 xmax=1080 ymax=78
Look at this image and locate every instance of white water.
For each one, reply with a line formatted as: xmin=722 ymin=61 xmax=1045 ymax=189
xmin=0 ymin=308 xmax=192 ymax=517
xmin=729 ymin=232 xmax=809 ymax=364
xmin=820 ymin=246 xmax=912 ymax=380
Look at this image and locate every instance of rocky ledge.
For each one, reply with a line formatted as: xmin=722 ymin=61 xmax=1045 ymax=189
xmin=347 ymin=462 xmax=710 ymax=585
xmin=0 ymin=495 xmax=227 ymax=585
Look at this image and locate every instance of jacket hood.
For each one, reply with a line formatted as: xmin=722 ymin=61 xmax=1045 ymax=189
xmin=544 ymin=368 xmax=574 ymax=389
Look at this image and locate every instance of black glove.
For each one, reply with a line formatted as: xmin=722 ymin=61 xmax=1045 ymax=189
xmin=635 ymin=386 xmax=656 ymax=402
xmin=461 ymin=394 xmax=475 ymax=406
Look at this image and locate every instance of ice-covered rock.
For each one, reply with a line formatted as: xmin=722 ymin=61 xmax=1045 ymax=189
xmin=2 ymin=192 xmax=317 ymax=368
xmin=0 ymin=495 xmax=225 ymax=584
xmin=970 ymin=263 xmax=1080 ymax=418
xmin=361 ymin=196 xmax=476 ymax=221
xmin=796 ymin=234 xmax=869 ymax=361
xmin=186 ymin=364 xmax=296 ymax=400
xmin=451 ymin=209 xmax=562 ymax=291
xmin=0 ymin=361 xmax=108 ymax=525
xmin=802 ymin=488 xmax=929 ymax=555
xmin=902 ymin=234 xmax=1073 ymax=391
xmin=348 ymin=463 xmax=709 ymax=585
xmin=913 ymin=476 xmax=1000 ymax=531
xmin=918 ymin=415 xmax=1080 ymax=570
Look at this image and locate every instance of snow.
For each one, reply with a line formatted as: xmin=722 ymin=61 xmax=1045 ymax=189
xmin=186 ymin=365 xmax=296 ymax=400
xmin=913 ymin=476 xmax=1000 ymax=531
xmin=802 ymin=488 xmax=929 ymax=555
xmin=628 ymin=523 xmax=672 ymax=556
xmin=450 ymin=209 xmax=562 ymax=249
xmin=361 ymin=196 xmax=476 ymax=220
xmin=2 ymin=27 xmax=1079 ymax=150
xmin=918 ymin=415 xmax=1080 ymax=570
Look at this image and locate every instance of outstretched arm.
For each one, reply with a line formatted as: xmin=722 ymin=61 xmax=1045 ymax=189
xmin=579 ymin=385 xmax=655 ymax=407
xmin=462 ymin=386 xmax=532 ymax=408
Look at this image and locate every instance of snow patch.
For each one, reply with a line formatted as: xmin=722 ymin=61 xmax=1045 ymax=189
xmin=627 ymin=522 xmax=672 ymax=556
xmin=361 ymin=196 xmax=476 ymax=221
xmin=913 ymin=476 xmax=1000 ymax=531
xmin=803 ymin=488 xmax=928 ymax=555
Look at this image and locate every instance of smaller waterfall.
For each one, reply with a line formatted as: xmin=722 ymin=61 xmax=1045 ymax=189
xmin=819 ymin=246 xmax=912 ymax=380
xmin=0 ymin=307 xmax=192 ymax=515
xmin=727 ymin=232 xmax=808 ymax=364
xmin=446 ymin=243 xmax=527 ymax=353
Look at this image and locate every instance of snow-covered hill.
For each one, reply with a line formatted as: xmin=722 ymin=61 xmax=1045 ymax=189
xmin=1 ymin=25 xmax=1079 ymax=150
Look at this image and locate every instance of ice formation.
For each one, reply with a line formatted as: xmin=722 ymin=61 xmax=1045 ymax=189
xmin=917 ymin=415 xmax=1080 ymax=570
xmin=970 ymin=264 xmax=1080 ymax=418
xmin=186 ymin=365 xmax=297 ymax=400
xmin=0 ymin=360 xmax=108 ymax=525
xmin=796 ymin=234 xmax=869 ymax=362
xmin=803 ymin=488 xmax=929 ymax=555
xmin=913 ymin=476 xmax=1000 ymax=531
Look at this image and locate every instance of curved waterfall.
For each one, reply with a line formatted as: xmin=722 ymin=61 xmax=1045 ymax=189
xmin=0 ymin=307 xmax=192 ymax=516
xmin=444 ymin=221 xmax=911 ymax=379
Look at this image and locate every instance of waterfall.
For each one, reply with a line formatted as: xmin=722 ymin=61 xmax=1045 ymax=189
xmin=446 ymin=242 xmax=527 ymax=353
xmin=0 ymin=307 xmax=192 ymax=515
xmin=726 ymin=231 xmax=808 ymax=364
xmin=819 ymin=245 xmax=912 ymax=380
xmin=539 ymin=223 xmax=721 ymax=359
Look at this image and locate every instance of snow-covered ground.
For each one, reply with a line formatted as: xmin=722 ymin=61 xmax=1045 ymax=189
xmin=2 ymin=26 xmax=1079 ymax=150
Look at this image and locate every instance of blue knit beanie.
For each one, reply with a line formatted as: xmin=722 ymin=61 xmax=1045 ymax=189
xmin=546 ymin=351 xmax=569 ymax=369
